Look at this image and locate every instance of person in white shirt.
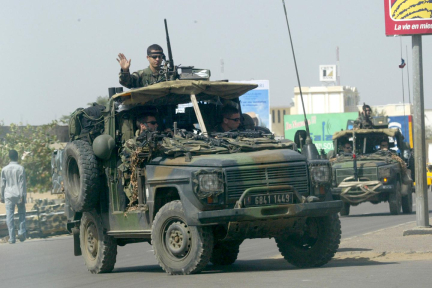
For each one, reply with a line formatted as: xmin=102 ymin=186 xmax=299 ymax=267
xmin=1 ymin=150 xmax=27 ymax=244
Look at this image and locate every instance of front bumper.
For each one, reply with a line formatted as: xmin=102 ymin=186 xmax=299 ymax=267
xmin=331 ymin=184 xmax=394 ymax=196
xmin=197 ymin=200 xmax=343 ymax=224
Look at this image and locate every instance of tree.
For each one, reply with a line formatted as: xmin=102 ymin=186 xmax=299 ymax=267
xmin=0 ymin=121 xmax=58 ymax=193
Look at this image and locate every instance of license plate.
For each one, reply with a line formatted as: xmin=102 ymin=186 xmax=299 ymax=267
xmin=244 ymin=193 xmax=293 ymax=206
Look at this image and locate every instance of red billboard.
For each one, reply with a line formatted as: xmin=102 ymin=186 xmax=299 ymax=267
xmin=384 ymin=0 xmax=432 ymax=36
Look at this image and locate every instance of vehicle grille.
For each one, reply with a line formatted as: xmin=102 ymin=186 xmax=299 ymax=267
xmin=336 ymin=167 xmax=378 ymax=185
xmin=224 ymin=163 xmax=309 ymax=200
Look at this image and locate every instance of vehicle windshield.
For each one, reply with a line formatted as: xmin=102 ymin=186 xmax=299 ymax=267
xmin=116 ymin=100 xmax=294 ymax=156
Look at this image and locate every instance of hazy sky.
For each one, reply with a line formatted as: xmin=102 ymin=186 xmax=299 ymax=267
xmin=1 ymin=0 xmax=431 ymax=125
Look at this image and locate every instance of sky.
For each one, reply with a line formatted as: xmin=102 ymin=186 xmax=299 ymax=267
xmin=1 ymin=0 xmax=431 ymax=125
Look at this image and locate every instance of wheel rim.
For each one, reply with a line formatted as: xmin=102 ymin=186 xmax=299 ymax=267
xmin=163 ymin=220 xmax=191 ymax=259
xmin=85 ymin=223 xmax=99 ymax=260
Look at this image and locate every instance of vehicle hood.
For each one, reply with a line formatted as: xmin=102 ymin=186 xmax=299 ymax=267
xmin=149 ymin=149 xmax=305 ymax=167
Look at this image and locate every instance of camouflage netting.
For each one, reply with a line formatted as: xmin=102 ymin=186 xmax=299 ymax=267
xmin=0 ymin=199 xmax=68 ymax=241
xmin=118 ymin=138 xmax=152 ymax=210
xmin=332 ymin=151 xmax=409 ymax=175
xmin=119 ymin=132 xmax=296 ymax=211
xmin=332 ymin=128 xmax=403 ymax=140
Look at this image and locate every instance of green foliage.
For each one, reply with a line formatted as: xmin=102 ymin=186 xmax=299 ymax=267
xmin=88 ymin=95 xmax=109 ymax=107
xmin=0 ymin=121 xmax=58 ymax=193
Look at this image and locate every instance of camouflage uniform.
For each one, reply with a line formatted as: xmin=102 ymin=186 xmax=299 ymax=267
xmin=353 ymin=114 xmax=374 ymax=129
xmin=119 ymin=66 xmax=166 ymax=88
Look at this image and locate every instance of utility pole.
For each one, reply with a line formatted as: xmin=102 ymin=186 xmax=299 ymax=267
xmin=411 ymin=35 xmax=429 ymax=228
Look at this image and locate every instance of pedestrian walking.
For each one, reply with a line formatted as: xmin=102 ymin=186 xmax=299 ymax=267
xmin=0 ymin=150 xmax=27 ymax=244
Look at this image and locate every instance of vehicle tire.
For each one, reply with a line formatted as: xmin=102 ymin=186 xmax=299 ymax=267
xmin=339 ymin=202 xmax=350 ymax=216
xmin=80 ymin=210 xmax=117 ymax=274
xmin=210 ymin=240 xmax=243 ymax=266
xmin=151 ymin=200 xmax=214 ymax=275
xmin=402 ymin=184 xmax=413 ymax=214
xmin=275 ymin=214 xmax=341 ymax=268
xmin=63 ymin=140 xmax=101 ymax=212
xmin=389 ymin=180 xmax=402 ymax=215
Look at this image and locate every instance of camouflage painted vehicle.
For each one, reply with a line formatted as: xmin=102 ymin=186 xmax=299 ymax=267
xmin=63 ymin=80 xmax=342 ymax=275
xmin=330 ymin=128 xmax=414 ymax=216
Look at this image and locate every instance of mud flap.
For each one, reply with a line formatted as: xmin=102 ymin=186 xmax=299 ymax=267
xmin=72 ymin=227 xmax=82 ymax=256
xmin=401 ymin=182 xmax=411 ymax=196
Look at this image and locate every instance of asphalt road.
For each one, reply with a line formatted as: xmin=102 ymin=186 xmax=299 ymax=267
xmin=1 ymin=194 xmax=431 ymax=288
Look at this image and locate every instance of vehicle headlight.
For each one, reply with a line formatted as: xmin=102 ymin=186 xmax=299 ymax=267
xmin=199 ymin=173 xmax=223 ymax=192
xmin=193 ymin=170 xmax=224 ymax=199
xmin=309 ymin=162 xmax=332 ymax=184
xmin=379 ymin=167 xmax=391 ymax=178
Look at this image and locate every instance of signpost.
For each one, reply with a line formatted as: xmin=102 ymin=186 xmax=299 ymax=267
xmin=384 ymin=0 xmax=431 ymax=229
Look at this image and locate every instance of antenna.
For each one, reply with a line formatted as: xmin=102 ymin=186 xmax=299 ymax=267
xmin=281 ymin=0 xmax=310 ymax=138
xmin=164 ymin=19 xmax=175 ymax=79
xmin=282 ymin=0 xmax=319 ymax=159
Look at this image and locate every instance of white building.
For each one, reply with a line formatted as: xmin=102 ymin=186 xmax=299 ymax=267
xmin=290 ymin=86 xmax=359 ymax=115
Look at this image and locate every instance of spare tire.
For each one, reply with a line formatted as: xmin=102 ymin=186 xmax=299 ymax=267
xmin=63 ymin=140 xmax=101 ymax=212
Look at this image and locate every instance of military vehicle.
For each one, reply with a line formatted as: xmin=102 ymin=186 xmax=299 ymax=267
xmin=61 ymin=80 xmax=343 ymax=275
xmin=330 ymin=128 xmax=414 ymax=216
xmin=60 ymin=17 xmax=343 ymax=275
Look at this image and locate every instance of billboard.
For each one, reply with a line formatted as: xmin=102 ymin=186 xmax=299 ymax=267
xmin=284 ymin=112 xmax=359 ymax=153
xmin=319 ymin=65 xmax=337 ymax=82
xmin=388 ymin=115 xmax=414 ymax=147
xmin=237 ymin=80 xmax=270 ymax=129
xmin=384 ymin=0 xmax=432 ymax=36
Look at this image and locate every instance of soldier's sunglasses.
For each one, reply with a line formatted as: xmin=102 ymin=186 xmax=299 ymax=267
xmin=226 ymin=117 xmax=240 ymax=122
xmin=146 ymin=121 xmax=158 ymax=125
xmin=149 ymin=55 xmax=163 ymax=59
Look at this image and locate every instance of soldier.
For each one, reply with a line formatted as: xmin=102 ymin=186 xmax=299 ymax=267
xmin=353 ymin=104 xmax=373 ymax=129
xmin=136 ymin=113 xmax=159 ymax=136
xmin=0 ymin=150 xmax=26 ymax=244
xmin=117 ymin=44 xmax=166 ymax=88
xmin=379 ymin=138 xmax=390 ymax=151
xmin=342 ymin=142 xmax=353 ymax=154
xmin=213 ymin=105 xmax=241 ymax=132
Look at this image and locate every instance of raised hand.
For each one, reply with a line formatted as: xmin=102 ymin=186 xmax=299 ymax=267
xmin=117 ymin=53 xmax=131 ymax=72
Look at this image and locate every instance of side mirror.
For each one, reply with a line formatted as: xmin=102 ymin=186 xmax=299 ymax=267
xmin=294 ymin=130 xmax=307 ymax=149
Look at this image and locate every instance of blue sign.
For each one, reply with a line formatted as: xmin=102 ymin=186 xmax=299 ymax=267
xmin=238 ymin=80 xmax=270 ymax=128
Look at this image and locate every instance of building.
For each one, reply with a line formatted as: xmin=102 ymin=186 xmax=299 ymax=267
xmin=270 ymin=107 xmax=291 ymax=138
xmin=291 ymin=86 xmax=359 ymax=115
xmin=270 ymin=86 xmax=359 ymax=138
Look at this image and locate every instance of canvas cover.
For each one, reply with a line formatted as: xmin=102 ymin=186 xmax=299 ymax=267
xmin=332 ymin=128 xmax=403 ymax=140
xmin=112 ymin=80 xmax=258 ymax=106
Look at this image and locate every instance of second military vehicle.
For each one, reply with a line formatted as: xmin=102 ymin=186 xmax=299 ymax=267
xmin=330 ymin=128 xmax=413 ymax=216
